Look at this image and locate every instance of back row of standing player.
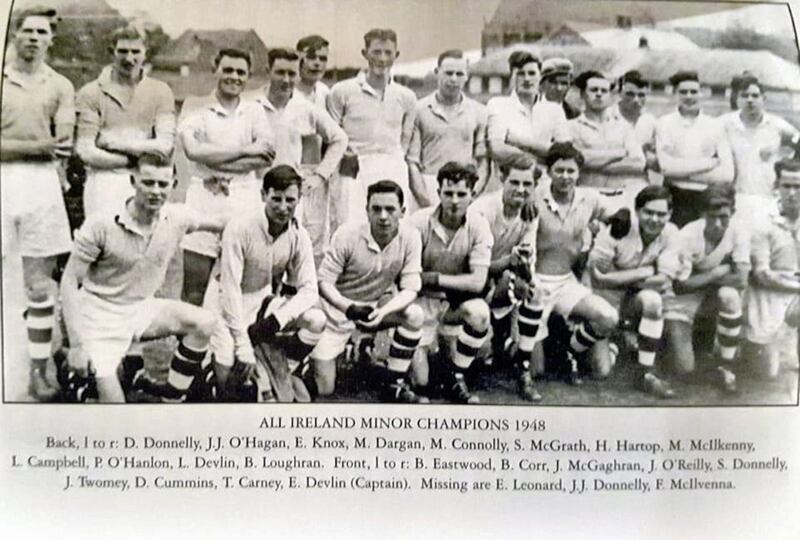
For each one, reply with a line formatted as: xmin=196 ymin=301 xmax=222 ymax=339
xmin=4 ymin=8 xmax=799 ymax=402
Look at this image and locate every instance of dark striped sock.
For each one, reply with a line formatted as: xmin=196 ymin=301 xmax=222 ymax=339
xmin=387 ymin=325 xmax=422 ymax=375
xmin=26 ymin=297 xmax=54 ymax=364
xmin=717 ymin=309 xmax=742 ymax=362
xmin=453 ymin=322 xmax=488 ymax=370
xmin=164 ymin=340 xmax=206 ymax=402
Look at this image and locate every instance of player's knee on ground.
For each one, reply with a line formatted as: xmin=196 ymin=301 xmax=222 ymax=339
xmin=313 ymin=357 xmax=337 ymax=396
xmin=716 ymin=286 xmax=741 ymax=314
xmin=459 ymin=299 xmax=490 ymax=331
xmin=636 ymin=289 xmax=663 ymax=319
xmin=400 ymin=303 xmax=425 ymax=330
xmin=299 ymin=308 xmax=326 ymax=334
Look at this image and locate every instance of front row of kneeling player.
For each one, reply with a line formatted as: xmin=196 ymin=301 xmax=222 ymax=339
xmin=57 ymin=144 xmax=800 ymax=403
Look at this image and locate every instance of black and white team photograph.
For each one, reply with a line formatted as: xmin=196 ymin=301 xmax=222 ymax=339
xmin=2 ymin=0 xmax=799 ymax=405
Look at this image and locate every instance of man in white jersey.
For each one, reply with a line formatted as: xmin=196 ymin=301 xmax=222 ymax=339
xmin=295 ymin=35 xmax=331 ymax=109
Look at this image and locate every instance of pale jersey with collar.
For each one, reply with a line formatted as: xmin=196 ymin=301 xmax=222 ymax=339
xmin=72 ymin=203 xmax=201 ymax=304
xmin=296 ymin=81 xmax=330 ymax=110
xmin=659 ymin=218 xmax=751 ymax=282
xmin=470 ymin=189 xmax=537 ymax=264
xmin=486 ymin=92 xmax=566 ymax=161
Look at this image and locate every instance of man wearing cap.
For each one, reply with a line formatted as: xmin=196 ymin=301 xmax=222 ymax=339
xmin=75 ymin=26 xmax=175 ymax=217
xmin=327 ymin=28 xmax=416 ymax=226
xmin=406 ymin=49 xmax=488 ymax=213
xmin=660 ymin=184 xmax=749 ymax=393
xmin=2 ymin=7 xmax=75 ymax=400
xmin=655 ymin=71 xmax=734 ymax=227
xmin=249 ymin=47 xmax=347 ymax=267
xmin=540 ymin=57 xmax=580 ymax=120
xmin=558 ymin=70 xmax=646 ymax=208
xmin=295 ymin=34 xmax=331 ymax=109
xmin=60 ymin=160 xmax=228 ymax=403
xmin=178 ymin=48 xmax=275 ymax=307
xmin=486 ymin=51 xmax=567 ymax=191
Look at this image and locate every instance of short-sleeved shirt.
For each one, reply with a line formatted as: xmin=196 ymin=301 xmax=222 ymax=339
xmin=327 ymin=72 xmax=416 ymax=156
xmin=610 ymin=104 xmax=657 ymax=150
xmin=655 ymin=110 xmax=730 ymax=191
xmin=750 ymin=212 xmax=800 ymax=274
xmin=408 ymin=205 xmax=493 ymax=275
xmin=719 ymin=111 xmax=799 ymax=197
xmin=297 ymin=81 xmax=330 ymax=110
xmin=179 ymin=92 xmax=274 ymax=181
xmin=659 ymin=218 xmax=751 ymax=281
xmin=486 ymin=92 xmax=567 ymax=161
xmin=220 ymin=212 xmax=317 ymax=355
xmin=72 ymin=202 xmax=200 ymax=304
xmin=317 ymin=222 xmax=422 ymax=302
xmin=588 ymin=217 xmax=680 ymax=289
xmin=407 ymin=91 xmax=487 ymax=175
xmin=248 ymin=88 xmax=347 ymax=179
xmin=2 ymin=62 xmax=75 ymax=145
xmin=76 ymin=66 xmax=175 ymax=160
xmin=471 ymin=189 xmax=537 ymax=263
xmin=533 ymin=183 xmax=617 ymax=272
xmin=559 ymin=108 xmax=646 ymax=187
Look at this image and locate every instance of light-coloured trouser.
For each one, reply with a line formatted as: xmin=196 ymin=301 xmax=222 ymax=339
xmin=406 ymin=172 xmax=440 ymax=215
xmin=205 ymin=279 xmax=271 ymax=367
xmin=745 ymin=284 xmax=796 ymax=345
xmin=295 ymin=169 xmax=330 ymax=266
xmin=1 ymin=162 xmax=73 ymax=257
xmin=79 ymin=291 xmax=168 ymax=378
xmin=181 ymin=177 xmax=263 ymax=258
xmin=83 ymin=168 xmax=135 ymax=218
xmin=337 ymin=153 xmax=408 ymax=226
xmin=530 ymin=272 xmax=594 ymax=343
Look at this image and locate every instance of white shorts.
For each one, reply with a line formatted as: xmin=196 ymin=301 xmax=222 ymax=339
xmin=406 ymin=172 xmax=440 ymax=215
xmin=312 ymin=297 xmax=379 ymax=361
xmin=181 ymin=177 xmax=263 ymax=258
xmin=206 ymin=280 xmax=271 ymax=367
xmin=83 ymin=168 xmax=135 ymax=218
xmin=532 ymin=272 xmax=593 ymax=342
xmin=416 ymin=296 xmax=453 ymax=347
xmin=745 ymin=286 xmax=796 ymax=344
xmin=338 ymin=153 xmax=408 ymax=226
xmin=1 ymin=162 xmax=72 ymax=258
xmin=79 ymin=291 xmax=170 ymax=378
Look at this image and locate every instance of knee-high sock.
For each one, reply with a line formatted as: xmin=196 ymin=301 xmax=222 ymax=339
xmin=284 ymin=327 xmax=323 ymax=364
xmin=453 ymin=322 xmax=488 ymax=371
xmin=569 ymin=322 xmax=603 ymax=357
xmin=637 ymin=316 xmax=663 ymax=368
xmin=387 ymin=325 xmax=422 ymax=376
xmin=517 ymin=298 xmax=544 ymax=354
xmin=26 ymin=296 xmax=54 ymax=368
xmin=164 ymin=340 xmax=206 ymax=402
xmin=717 ymin=309 xmax=742 ymax=362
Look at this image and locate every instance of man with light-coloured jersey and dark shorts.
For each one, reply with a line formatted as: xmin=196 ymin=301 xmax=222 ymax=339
xmin=661 ymin=185 xmax=749 ymax=393
xmin=212 ymin=165 xmax=326 ymax=402
xmin=75 ymin=25 xmax=175 ymax=217
xmin=470 ymin=154 xmax=539 ymax=401
xmin=179 ymin=47 xmax=275 ymax=307
xmin=1 ymin=7 xmax=75 ymax=400
xmin=406 ymin=49 xmax=488 ymax=212
xmin=655 ymin=70 xmax=733 ymax=227
xmin=310 ymin=180 xmax=425 ymax=403
xmin=60 ymin=160 xmax=228 ymax=403
xmin=408 ymin=162 xmax=494 ymax=404
xmin=587 ymin=185 xmax=680 ymax=398
xmin=327 ymin=28 xmax=416 ymax=227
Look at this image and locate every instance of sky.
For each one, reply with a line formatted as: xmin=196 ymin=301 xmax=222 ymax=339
xmin=105 ymin=0 xmax=503 ymax=68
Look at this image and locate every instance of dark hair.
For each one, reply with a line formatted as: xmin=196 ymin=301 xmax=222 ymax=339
xmin=499 ymin=153 xmax=536 ymax=179
xmin=109 ymin=25 xmax=147 ymax=49
xmin=702 ymin=184 xmax=736 ymax=213
xmin=775 ymin=159 xmax=800 ymax=182
xmin=574 ymin=70 xmax=607 ymax=92
xmin=296 ymin=35 xmax=329 ymax=55
xmin=367 ymin=179 xmax=404 ymax=207
xmin=363 ymin=28 xmax=397 ymax=48
xmin=635 ymin=185 xmax=672 ymax=210
xmin=620 ymin=70 xmax=648 ymax=89
xmin=268 ymin=47 xmax=300 ymax=69
xmin=736 ymin=75 xmax=764 ymax=96
xmin=213 ymin=48 xmax=252 ymax=70
xmin=437 ymin=49 xmax=464 ymax=66
xmin=437 ymin=161 xmax=479 ymax=189
xmin=13 ymin=6 xmax=58 ymax=32
xmin=508 ymin=50 xmax=540 ymax=73
xmin=262 ymin=165 xmax=303 ymax=193
xmin=669 ymin=70 xmax=699 ymax=88
xmin=545 ymin=142 xmax=585 ymax=169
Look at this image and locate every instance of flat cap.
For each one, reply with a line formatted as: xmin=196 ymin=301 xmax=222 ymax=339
xmin=541 ymin=57 xmax=573 ymax=80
